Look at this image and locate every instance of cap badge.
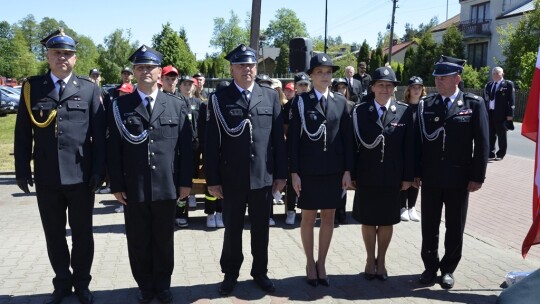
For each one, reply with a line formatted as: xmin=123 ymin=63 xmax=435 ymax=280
xmin=439 ymin=57 xmax=444 ymax=63
xmin=241 ymin=45 xmax=246 ymax=51
xmin=383 ymin=69 xmax=389 ymax=76
xmin=322 ymin=56 xmax=327 ymax=62
xmin=141 ymin=46 xmax=147 ymax=52
xmin=434 ymin=117 xmax=440 ymax=122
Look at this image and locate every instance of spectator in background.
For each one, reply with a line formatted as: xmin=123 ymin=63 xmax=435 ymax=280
xmin=294 ymin=72 xmax=311 ymax=94
xmin=193 ymin=72 xmax=208 ymax=100
xmin=399 ymin=76 xmax=425 ymax=222
xmin=284 ymin=82 xmax=295 ymax=101
xmin=89 ymin=68 xmax=111 ymax=110
xmin=161 ymin=65 xmax=180 ymax=97
xmin=110 ymin=67 xmax=134 ymax=99
xmin=353 ymin=61 xmax=371 ymax=97
xmin=344 ymin=66 xmax=364 ymax=103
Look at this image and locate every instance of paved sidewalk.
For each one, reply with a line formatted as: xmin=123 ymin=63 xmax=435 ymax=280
xmin=0 ymin=154 xmax=539 ymax=304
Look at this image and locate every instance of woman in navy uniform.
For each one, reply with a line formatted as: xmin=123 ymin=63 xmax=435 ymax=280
xmin=351 ymin=67 xmax=414 ymax=281
xmin=14 ymin=29 xmax=106 ymax=304
xmin=107 ymin=45 xmax=193 ymax=303
xmin=289 ymin=53 xmax=353 ymax=287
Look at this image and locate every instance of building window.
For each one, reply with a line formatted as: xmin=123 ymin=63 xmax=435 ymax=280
xmin=467 ymin=42 xmax=488 ymax=68
xmin=470 ymin=2 xmax=490 ymax=22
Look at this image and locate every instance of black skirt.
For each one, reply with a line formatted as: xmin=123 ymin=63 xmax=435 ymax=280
xmin=352 ymin=185 xmax=401 ymax=225
xmin=297 ymin=173 xmax=343 ymax=210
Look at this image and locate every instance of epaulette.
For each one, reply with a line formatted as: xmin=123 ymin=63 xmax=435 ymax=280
xmin=396 ymin=101 xmax=408 ymax=106
xmin=422 ymin=93 xmax=437 ymax=100
xmin=463 ymin=92 xmax=480 ymax=100
xmin=334 ymin=91 xmax=344 ymax=96
xmin=76 ymin=75 xmax=94 ymax=83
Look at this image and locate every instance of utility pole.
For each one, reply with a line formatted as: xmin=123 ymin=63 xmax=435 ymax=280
xmin=250 ymin=0 xmax=262 ymax=53
xmin=324 ymin=0 xmax=328 ymax=53
xmin=388 ymin=0 xmax=398 ymax=65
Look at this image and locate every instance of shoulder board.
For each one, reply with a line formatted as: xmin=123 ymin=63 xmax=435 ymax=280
xmin=24 ymin=75 xmax=44 ymax=85
xmin=396 ymin=101 xmax=408 ymax=106
xmin=334 ymin=91 xmax=344 ymax=96
xmin=462 ymin=92 xmax=480 ymax=100
xmin=76 ymin=75 xmax=94 ymax=83
xmin=166 ymin=93 xmax=184 ymax=101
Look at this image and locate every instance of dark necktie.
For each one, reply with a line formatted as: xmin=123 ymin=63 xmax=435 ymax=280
xmin=491 ymin=82 xmax=497 ymax=100
xmin=380 ymin=105 xmax=387 ymax=123
xmin=145 ymin=96 xmax=153 ymax=115
xmin=444 ymin=97 xmax=451 ymax=115
xmin=57 ymin=80 xmax=65 ymax=99
xmin=320 ymin=95 xmax=327 ymax=113
xmin=242 ymin=90 xmax=250 ymax=106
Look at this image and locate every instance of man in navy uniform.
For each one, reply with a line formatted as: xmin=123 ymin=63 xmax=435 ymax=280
xmin=483 ymin=66 xmax=515 ymax=161
xmin=205 ymin=44 xmax=287 ymax=295
xmin=416 ymin=55 xmax=489 ymax=289
xmin=107 ymin=45 xmax=193 ymax=303
xmin=14 ymin=29 xmax=106 ymax=304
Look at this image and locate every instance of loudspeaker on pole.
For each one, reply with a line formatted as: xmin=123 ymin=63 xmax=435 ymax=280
xmin=289 ymin=37 xmax=313 ymax=73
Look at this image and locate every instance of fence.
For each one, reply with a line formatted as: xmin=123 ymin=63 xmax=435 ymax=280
xmin=204 ymin=79 xmax=530 ymax=122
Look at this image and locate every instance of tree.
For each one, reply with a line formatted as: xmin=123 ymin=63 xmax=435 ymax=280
xmin=461 ymin=64 xmax=490 ymax=89
xmin=153 ymin=23 xmax=197 ymax=76
xmin=499 ymin=0 xmax=540 ymax=88
xmin=408 ymin=31 xmax=438 ymax=86
xmin=264 ymin=8 xmax=308 ymax=48
xmin=274 ymin=44 xmax=289 ymax=75
xmin=97 ymin=29 xmax=137 ymax=84
xmin=209 ymin=11 xmax=249 ymax=56
xmin=73 ymin=35 xmax=99 ymax=77
xmin=370 ymin=47 xmax=383 ymax=72
xmin=0 ymin=25 xmax=37 ymax=78
xmin=437 ymin=25 xmax=465 ymax=59
xmin=357 ymin=40 xmax=371 ymax=68
xmin=402 ymin=17 xmax=438 ymax=42
xmin=402 ymin=46 xmax=416 ymax=82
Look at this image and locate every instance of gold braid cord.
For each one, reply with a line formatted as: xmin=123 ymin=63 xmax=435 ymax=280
xmin=24 ymin=81 xmax=57 ymax=128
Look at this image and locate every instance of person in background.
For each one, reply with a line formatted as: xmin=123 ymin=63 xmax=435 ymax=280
xmin=110 ymin=67 xmax=134 ymax=99
xmin=294 ymin=72 xmax=311 ymax=94
xmin=205 ymin=44 xmax=286 ymax=296
xmin=161 ymin=65 xmax=180 ymax=97
xmin=89 ymin=68 xmax=112 ymax=110
xmin=331 ymin=77 xmax=355 ymax=226
xmin=283 ymin=82 xmax=296 ymax=101
xmin=353 ymin=61 xmax=372 ymax=97
xmin=416 ymin=55 xmax=489 ymax=289
xmin=107 ymin=45 xmax=193 ymax=303
xmin=14 ymin=29 xmax=106 ymax=304
xmin=483 ymin=67 xmax=515 ymax=161
xmin=344 ymin=66 xmax=364 ymax=103
xmin=399 ymin=76 xmax=425 ymax=223
xmin=200 ymin=81 xmax=230 ymax=228
xmin=174 ymin=75 xmax=202 ymax=228
xmin=193 ymin=72 xmax=208 ymax=100
xmin=289 ymin=53 xmax=353 ymax=287
xmin=351 ymin=67 xmax=414 ymax=282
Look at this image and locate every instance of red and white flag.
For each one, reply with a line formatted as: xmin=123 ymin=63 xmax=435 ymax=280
xmin=521 ymin=46 xmax=540 ymax=258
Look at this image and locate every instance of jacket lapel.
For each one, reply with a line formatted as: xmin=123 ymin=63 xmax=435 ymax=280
xmin=150 ymin=91 xmax=167 ymax=124
xmin=45 ymin=73 xmax=60 ymax=102
xmin=248 ymin=84 xmax=263 ymax=111
xmin=60 ymin=75 xmax=79 ymax=103
xmin=383 ymin=100 xmax=397 ymax=126
xmin=134 ymin=94 xmax=150 ymax=121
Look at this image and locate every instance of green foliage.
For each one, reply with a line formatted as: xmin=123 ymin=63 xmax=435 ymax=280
xmin=97 ymin=29 xmax=137 ymax=84
xmin=370 ymin=47 xmax=383 ymax=72
xmin=153 ymin=23 xmax=197 ymax=76
xmin=265 ymin=8 xmax=308 ymax=48
xmin=437 ymin=25 xmax=465 ymax=59
xmin=403 ymin=31 xmax=438 ymax=86
xmin=402 ymin=17 xmax=438 ymax=42
xmin=275 ymin=44 xmax=289 ymax=75
xmin=209 ymin=11 xmax=249 ymax=55
xmin=73 ymin=35 xmax=99 ymax=77
xmin=332 ymin=52 xmax=357 ymax=78
xmin=499 ymin=0 xmax=540 ymax=89
xmin=461 ymin=65 xmax=490 ymax=89
xmin=357 ymin=40 xmax=371 ymax=69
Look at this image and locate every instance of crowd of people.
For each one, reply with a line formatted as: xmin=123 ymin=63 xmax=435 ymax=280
xmin=14 ymin=29 xmax=516 ymax=303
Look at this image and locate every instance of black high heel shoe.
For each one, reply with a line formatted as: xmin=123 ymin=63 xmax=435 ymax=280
xmin=306 ymin=266 xmax=318 ymax=287
xmin=316 ymin=261 xmax=330 ymax=287
xmin=364 ymin=259 xmax=377 ymax=280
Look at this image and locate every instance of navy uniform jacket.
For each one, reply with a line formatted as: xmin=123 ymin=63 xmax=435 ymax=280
xmin=415 ymin=91 xmax=489 ymax=188
xmin=288 ymin=90 xmax=354 ymax=176
xmin=107 ymin=91 xmax=193 ymax=203
xmin=180 ymin=96 xmax=202 ymax=142
xmin=352 ymin=99 xmax=414 ymax=187
xmin=483 ymin=79 xmax=515 ymax=122
xmin=204 ymin=82 xmax=287 ymax=190
xmin=14 ymin=72 xmax=106 ymax=186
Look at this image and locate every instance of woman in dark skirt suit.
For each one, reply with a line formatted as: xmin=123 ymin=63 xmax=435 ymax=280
xmin=289 ymin=53 xmax=353 ymax=287
xmin=351 ymin=67 xmax=415 ymax=281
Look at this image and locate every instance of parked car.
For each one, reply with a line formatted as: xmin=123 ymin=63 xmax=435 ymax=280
xmin=0 ymin=91 xmax=18 ymax=114
xmin=0 ymin=94 xmax=15 ymax=116
xmin=0 ymin=85 xmax=20 ymax=99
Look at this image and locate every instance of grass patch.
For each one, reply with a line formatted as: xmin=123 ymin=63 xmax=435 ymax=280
xmin=0 ymin=114 xmax=16 ymax=172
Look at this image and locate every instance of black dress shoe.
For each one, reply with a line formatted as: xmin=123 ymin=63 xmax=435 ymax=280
xmin=315 ymin=261 xmax=330 ymax=287
xmin=74 ymin=288 xmax=94 ymax=304
xmin=156 ymin=289 xmax=173 ymax=303
xmin=306 ymin=266 xmax=318 ymax=287
xmin=419 ymin=270 xmax=437 ymax=284
xmin=137 ymin=290 xmax=153 ymax=303
xmin=363 ymin=272 xmax=376 ymax=280
xmin=218 ymin=276 xmax=237 ymax=296
xmin=441 ymin=273 xmax=455 ymax=289
xmin=46 ymin=288 xmax=72 ymax=304
xmin=253 ymin=274 xmax=276 ymax=293
xmin=375 ymin=273 xmax=388 ymax=281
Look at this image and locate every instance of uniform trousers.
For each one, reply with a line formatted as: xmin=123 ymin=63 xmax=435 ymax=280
xmin=36 ymin=183 xmax=94 ymax=291
xmin=421 ymin=186 xmax=469 ymax=274
xmin=204 ymin=187 xmax=223 ymax=214
xmin=488 ymin=110 xmax=508 ymax=158
xmin=124 ymin=199 xmax=176 ymax=292
xmin=220 ymin=186 xmax=272 ymax=278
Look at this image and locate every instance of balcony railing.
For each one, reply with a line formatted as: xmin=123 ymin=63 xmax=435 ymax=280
xmin=458 ymin=19 xmax=491 ymax=38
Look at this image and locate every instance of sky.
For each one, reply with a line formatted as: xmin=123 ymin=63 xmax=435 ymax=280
xmin=4 ymin=0 xmax=460 ymax=60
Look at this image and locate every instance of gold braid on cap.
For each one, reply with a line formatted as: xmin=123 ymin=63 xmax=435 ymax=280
xmin=23 ymin=81 xmax=57 ymax=128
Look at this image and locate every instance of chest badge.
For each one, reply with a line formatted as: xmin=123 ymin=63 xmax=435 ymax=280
xmin=434 ymin=117 xmax=440 ymax=122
